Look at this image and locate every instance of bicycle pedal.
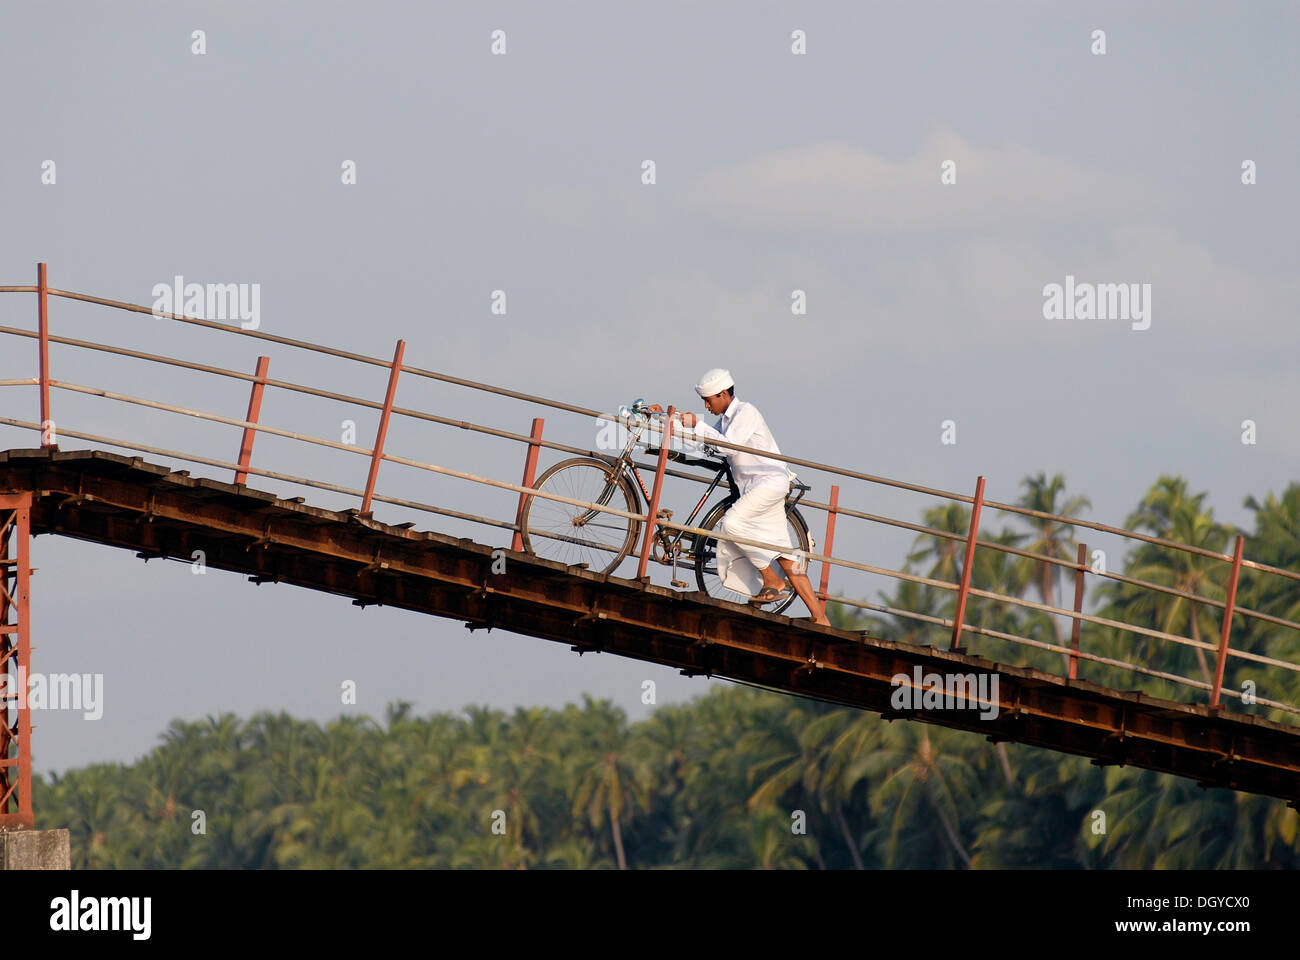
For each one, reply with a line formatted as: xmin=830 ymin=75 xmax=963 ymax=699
xmin=657 ymin=508 xmax=673 ymax=520
xmin=670 ymin=579 xmax=690 ymax=588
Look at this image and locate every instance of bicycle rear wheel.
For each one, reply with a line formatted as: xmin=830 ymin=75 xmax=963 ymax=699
xmin=520 ymin=457 xmax=641 ymax=574
xmin=693 ymin=500 xmax=811 ymax=615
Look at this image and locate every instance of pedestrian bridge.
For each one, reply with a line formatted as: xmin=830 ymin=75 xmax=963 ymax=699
xmin=2 ymin=264 xmax=1299 ymax=829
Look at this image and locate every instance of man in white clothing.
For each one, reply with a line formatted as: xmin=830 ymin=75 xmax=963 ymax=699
xmin=648 ymin=369 xmax=830 ymax=627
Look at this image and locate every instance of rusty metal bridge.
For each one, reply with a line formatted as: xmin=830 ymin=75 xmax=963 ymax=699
xmin=3 ymin=263 xmax=1300 ymax=829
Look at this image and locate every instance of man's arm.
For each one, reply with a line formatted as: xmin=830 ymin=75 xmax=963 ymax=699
xmin=643 ymin=404 xmax=711 ymax=434
xmin=643 ymin=403 xmax=759 ymax=451
xmin=687 ymin=404 xmax=759 ymax=447
xmin=688 ymin=418 xmax=724 ymax=442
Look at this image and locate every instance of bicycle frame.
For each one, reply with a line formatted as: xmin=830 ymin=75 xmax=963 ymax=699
xmin=631 ymin=454 xmax=735 ymax=557
xmin=598 ymin=412 xmax=809 ymax=564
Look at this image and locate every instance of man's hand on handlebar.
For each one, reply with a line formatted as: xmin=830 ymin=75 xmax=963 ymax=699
xmin=644 ymin=404 xmax=698 ymax=429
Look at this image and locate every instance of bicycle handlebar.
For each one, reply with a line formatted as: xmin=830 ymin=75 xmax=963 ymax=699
xmin=621 ymin=398 xmax=667 ymax=423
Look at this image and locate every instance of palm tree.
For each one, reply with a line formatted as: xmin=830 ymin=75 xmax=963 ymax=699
xmin=667 ymin=685 xmax=780 ymax=868
xmin=630 ymin=703 xmax=705 ymax=864
xmin=1010 ymin=474 xmax=1091 ymax=611
xmin=907 ymin=503 xmax=971 ymax=595
xmin=964 ymin=526 xmax=1040 ymax=666
xmin=1098 ymin=477 xmax=1232 ymax=689
xmin=903 ymin=503 xmax=1029 ymax=654
xmin=858 ymin=721 xmax=980 ymax=868
xmin=570 ymin=747 xmax=649 ymax=869
xmin=1005 ymin=473 xmax=1091 ymax=669
xmin=1090 ymin=766 xmax=1264 ymax=868
xmin=750 ymin=806 xmax=812 ymax=869
xmin=1242 ymin=486 xmax=1300 ymax=627
xmin=880 ymin=570 xmax=952 ymax=648
xmin=485 ymin=706 xmax=559 ymax=867
xmin=746 ymin=703 xmax=870 ymax=869
xmin=1240 ymin=485 xmax=1300 ymax=716
xmin=51 ymin=764 xmax=131 ymax=869
xmin=542 ymin=836 xmax=614 ymax=870
xmin=970 ymin=742 xmax=1104 ymax=868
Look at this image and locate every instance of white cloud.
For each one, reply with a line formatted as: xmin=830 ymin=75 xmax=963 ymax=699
xmin=612 ymin=220 xmax=1298 ymax=388
xmin=678 ymin=125 xmax=1170 ymax=236
xmin=524 ymin=128 xmax=1296 ymax=397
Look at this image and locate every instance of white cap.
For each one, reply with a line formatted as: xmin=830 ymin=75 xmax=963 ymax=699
xmin=695 ymin=367 xmax=734 ymax=398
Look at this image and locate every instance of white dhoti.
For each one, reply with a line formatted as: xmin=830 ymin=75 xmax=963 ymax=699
xmin=714 ymin=478 xmax=799 ymax=596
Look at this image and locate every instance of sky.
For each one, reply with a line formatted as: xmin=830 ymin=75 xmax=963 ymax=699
xmin=1 ymin=0 xmax=1296 ymax=773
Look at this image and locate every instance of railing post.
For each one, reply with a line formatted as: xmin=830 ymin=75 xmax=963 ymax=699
xmin=817 ymin=484 xmax=840 ymax=600
xmin=949 ymin=475 xmax=986 ymax=651
xmin=360 ymin=339 xmax=405 ymax=517
xmin=1209 ymin=534 xmax=1245 ymax=709
xmin=636 ymin=408 xmax=675 ymax=581
xmin=234 ymin=356 xmax=271 ymax=485
xmin=37 ymin=262 xmax=53 ymax=448
xmin=511 ymin=418 xmax=545 ymax=552
xmin=1068 ymin=542 xmax=1087 ymax=679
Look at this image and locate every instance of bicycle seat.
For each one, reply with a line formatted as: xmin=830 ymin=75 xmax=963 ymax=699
xmin=786 ymin=481 xmax=811 ymax=509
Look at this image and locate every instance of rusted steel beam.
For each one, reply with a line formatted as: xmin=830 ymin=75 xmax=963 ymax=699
xmin=1069 ymin=542 xmax=1086 ymax=679
xmin=360 ymin=340 xmax=405 ymax=517
xmin=3 ymin=451 xmax=1300 ymax=804
xmin=637 ymin=409 xmax=674 ymax=581
xmin=0 ymin=493 xmax=33 ymax=828
xmin=1211 ymin=535 xmax=1246 ymax=709
xmin=510 ymin=418 xmax=544 ymax=553
xmin=37 ymin=263 xmax=52 ymax=448
xmin=817 ymin=484 xmax=840 ymax=600
xmin=950 ymin=476 xmax=986 ymax=651
xmin=234 ymin=356 xmax=271 ymax=485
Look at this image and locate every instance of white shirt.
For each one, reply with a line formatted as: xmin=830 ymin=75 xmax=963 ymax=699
xmin=685 ymin=397 xmax=792 ymax=496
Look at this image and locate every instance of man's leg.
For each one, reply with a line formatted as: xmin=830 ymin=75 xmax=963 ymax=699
xmin=720 ymin=483 xmax=796 ymax=596
xmin=777 ymin=556 xmax=830 ymax=626
xmin=757 ymin=560 xmax=787 ymax=593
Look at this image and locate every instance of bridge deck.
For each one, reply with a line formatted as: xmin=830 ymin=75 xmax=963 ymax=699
xmin=4 ymin=447 xmax=1298 ymax=805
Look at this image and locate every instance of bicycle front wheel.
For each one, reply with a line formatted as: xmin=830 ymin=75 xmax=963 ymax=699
xmin=693 ymin=501 xmax=811 ymax=615
xmin=520 ymin=457 xmax=641 ymax=574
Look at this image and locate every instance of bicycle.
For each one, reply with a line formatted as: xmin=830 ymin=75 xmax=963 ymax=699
xmin=518 ymin=399 xmax=814 ymax=615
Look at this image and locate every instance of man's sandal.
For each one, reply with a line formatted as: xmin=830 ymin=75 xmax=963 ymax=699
xmin=749 ymin=587 xmax=791 ymax=605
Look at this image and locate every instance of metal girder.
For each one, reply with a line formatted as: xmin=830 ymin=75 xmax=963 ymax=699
xmin=0 ymin=491 xmax=33 ymax=828
xmin=3 ymin=449 xmax=1300 ymax=804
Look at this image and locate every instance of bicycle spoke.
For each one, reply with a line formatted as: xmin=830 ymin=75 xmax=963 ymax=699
xmin=576 ymin=521 xmax=633 ymax=534
xmin=523 ymin=460 xmax=637 ymax=574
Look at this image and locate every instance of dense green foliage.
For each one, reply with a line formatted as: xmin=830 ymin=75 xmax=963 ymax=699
xmin=33 ymin=475 xmax=1300 ymax=868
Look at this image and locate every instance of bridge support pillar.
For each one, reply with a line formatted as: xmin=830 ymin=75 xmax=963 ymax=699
xmin=0 ymin=494 xmax=33 ymax=829
xmin=0 ymin=828 xmax=69 ymax=869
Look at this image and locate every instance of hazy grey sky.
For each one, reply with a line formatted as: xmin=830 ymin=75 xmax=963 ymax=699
xmin=2 ymin=1 xmax=1296 ymax=773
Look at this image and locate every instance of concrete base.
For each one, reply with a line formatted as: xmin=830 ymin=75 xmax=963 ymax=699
xmin=0 ymin=828 xmax=71 ymax=869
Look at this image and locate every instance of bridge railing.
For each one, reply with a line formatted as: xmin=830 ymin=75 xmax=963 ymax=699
xmin=2 ymin=263 xmax=1298 ymax=721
